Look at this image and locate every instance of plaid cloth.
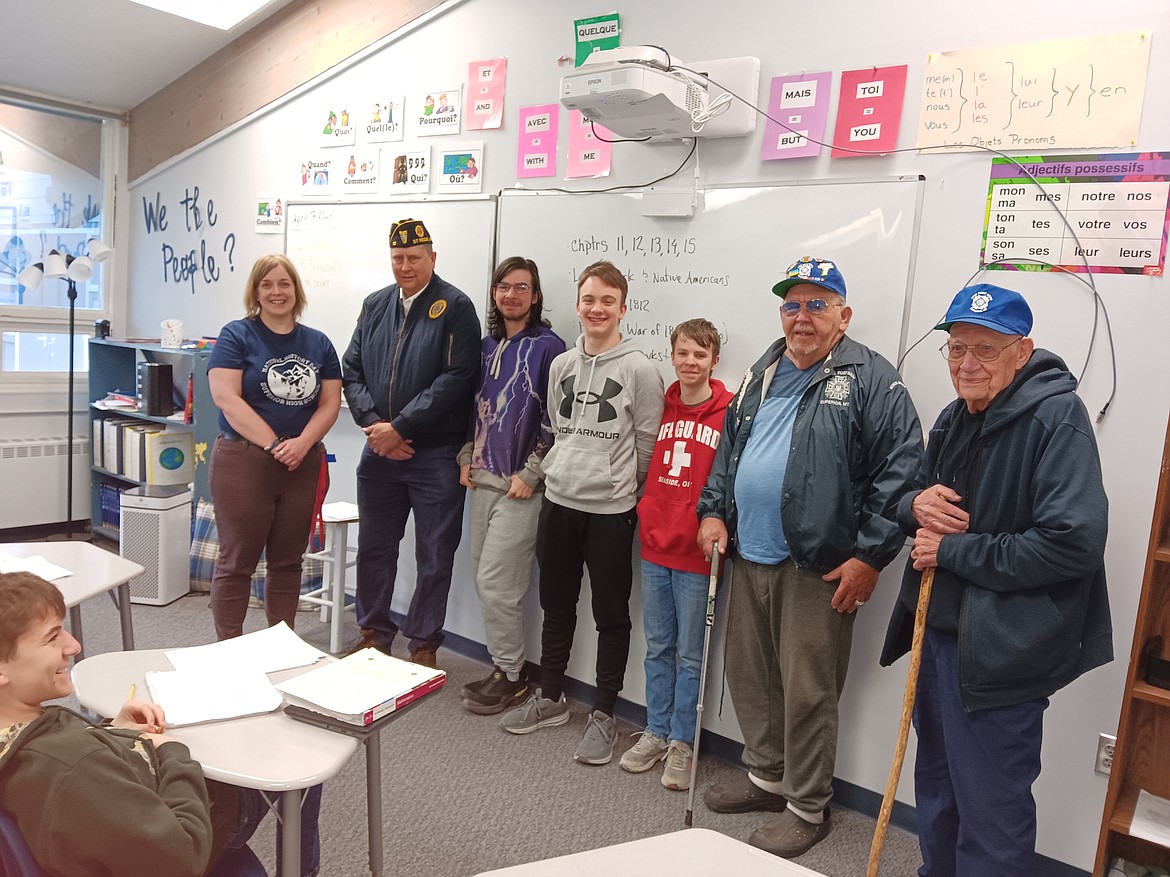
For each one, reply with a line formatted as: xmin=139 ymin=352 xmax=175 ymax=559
xmin=189 ymin=499 xmax=324 ymax=598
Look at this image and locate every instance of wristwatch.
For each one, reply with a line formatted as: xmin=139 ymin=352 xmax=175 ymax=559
xmin=265 ymin=437 xmax=283 ymax=453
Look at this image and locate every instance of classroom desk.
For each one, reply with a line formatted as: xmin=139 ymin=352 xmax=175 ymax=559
xmin=1 ymin=541 xmax=142 ymax=659
xmin=475 ymin=828 xmax=826 ymax=876
xmin=71 ymin=649 xmax=360 ymax=877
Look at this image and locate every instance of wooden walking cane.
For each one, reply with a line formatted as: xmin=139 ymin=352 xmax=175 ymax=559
xmin=866 ymin=566 xmax=936 ymax=877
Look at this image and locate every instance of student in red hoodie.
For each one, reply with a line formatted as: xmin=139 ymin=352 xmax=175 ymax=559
xmin=620 ymin=318 xmax=732 ymax=791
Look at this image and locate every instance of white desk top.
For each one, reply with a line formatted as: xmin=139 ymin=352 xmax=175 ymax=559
xmin=72 ymin=649 xmax=358 ymax=791
xmin=475 ymin=828 xmax=826 ymax=876
xmin=1 ymin=541 xmax=144 ymax=606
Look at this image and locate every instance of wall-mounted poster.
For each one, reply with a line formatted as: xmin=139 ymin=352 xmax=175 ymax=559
xmin=388 ymin=149 xmax=430 ymax=194
xmin=761 ymin=72 xmax=831 ymax=161
xmin=831 ymin=65 xmax=908 ymax=158
xmin=436 ymin=143 xmax=484 ymax=194
xmin=295 ymin=156 xmax=337 ymax=193
xmin=465 ymin=59 xmax=506 ymax=130
xmin=364 ymin=96 xmax=404 ymax=143
xmin=339 ymin=149 xmax=381 ymax=194
xmin=566 ymin=110 xmax=612 ymax=179
xmin=517 ymin=104 xmax=559 ymax=179
xmin=415 ymin=88 xmax=462 ymax=137
xmin=318 ymin=106 xmax=357 ymax=147
xmin=255 ymin=193 xmax=284 ymax=233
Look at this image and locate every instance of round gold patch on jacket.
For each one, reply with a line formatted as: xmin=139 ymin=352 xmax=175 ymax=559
xmin=428 ymin=300 xmax=447 ymax=319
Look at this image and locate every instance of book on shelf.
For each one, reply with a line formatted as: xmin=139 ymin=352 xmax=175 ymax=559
xmin=145 ymin=430 xmax=194 ymax=485
xmin=275 ymin=648 xmax=446 ymax=726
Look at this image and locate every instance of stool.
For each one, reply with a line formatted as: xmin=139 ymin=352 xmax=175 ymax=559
xmin=301 ymin=501 xmax=359 ymax=653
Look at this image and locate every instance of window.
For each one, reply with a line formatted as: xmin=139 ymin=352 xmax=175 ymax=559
xmin=0 ymin=99 xmax=108 ymax=383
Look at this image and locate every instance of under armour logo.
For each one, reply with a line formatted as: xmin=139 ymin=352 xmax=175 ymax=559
xmin=664 ymin=440 xmax=692 ymax=477
xmin=559 ymin=375 xmax=623 ymax=423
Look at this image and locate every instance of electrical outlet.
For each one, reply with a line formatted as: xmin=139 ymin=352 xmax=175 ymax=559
xmin=1095 ymin=733 xmax=1116 ymax=775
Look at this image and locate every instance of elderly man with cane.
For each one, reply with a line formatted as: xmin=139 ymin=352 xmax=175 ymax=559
xmin=878 ymin=283 xmax=1112 ymax=876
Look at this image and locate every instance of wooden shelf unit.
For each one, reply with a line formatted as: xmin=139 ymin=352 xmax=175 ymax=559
xmin=1096 ymin=411 xmax=1170 ymax=873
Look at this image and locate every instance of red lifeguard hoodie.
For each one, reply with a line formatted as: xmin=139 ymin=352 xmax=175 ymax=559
xmin=637 ymin=378 xmax=733 ymax=575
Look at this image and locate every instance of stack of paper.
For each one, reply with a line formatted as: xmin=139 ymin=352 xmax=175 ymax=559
xmin=165 ymin=621 xmax=327 ymax=675
xmin=276 ymin=649 xmax=446 ymax=726
xmin=145 ymin=667 xmax=282 ymax=727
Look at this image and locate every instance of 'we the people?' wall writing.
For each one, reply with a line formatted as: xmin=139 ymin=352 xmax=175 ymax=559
xmin=141 ymin=185 xmax=238 ymax=294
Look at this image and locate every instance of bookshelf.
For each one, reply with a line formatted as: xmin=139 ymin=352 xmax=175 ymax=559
xmin=1095 ymin=411 xmax=1170 ymax=873
xmin=87 ymin=339 xmax=216 ymax=539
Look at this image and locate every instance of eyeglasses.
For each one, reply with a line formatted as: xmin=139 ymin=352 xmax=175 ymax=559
xmin=780 ymin=298 xmax=841 ymax=316
xmin=493 ymin=282 xmax=532 ymax=294
xmin=939 ymin=337 xmax=1022 ymax=362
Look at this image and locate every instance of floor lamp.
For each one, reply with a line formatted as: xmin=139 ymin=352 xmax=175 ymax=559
xmin=16 ymin=239 xmax=114 ymax=538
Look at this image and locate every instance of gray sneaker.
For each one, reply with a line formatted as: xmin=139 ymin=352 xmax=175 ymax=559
xmin=574 ymin=710 xmax=617 ymax=765
xmin=498 ymin=689 xmax=570 ymax=735
xmin=619 ymin=731 xmax=668 ymax=773
xmin=661 ymin=740 xmax=693 ymax=790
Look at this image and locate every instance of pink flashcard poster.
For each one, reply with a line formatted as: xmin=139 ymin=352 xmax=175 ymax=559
xmin=831 ymin=65 xmax=908 ymax=158
xmin=465 ymin=58 xmax=507 ymax=130
xmin=566 ymin=110 xmax=612 ymax=178
xmin=516 ymin=104 xmax=559 ymax=178
xmin=761 ymin=72 xmax=831 ymax=160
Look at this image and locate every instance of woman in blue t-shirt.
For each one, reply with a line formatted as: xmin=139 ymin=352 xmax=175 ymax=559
xmin=207 ymin=254 xmax=342 ymax=640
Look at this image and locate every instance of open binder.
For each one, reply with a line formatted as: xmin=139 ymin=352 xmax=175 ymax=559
xmin=275 ymin=648 xmax=445 ymax=726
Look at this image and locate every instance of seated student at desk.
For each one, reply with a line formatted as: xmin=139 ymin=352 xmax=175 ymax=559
xmin=0 ymin=571 xmax=321 ymax=877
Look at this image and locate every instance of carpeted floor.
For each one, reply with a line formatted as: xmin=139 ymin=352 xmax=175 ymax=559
xmin=53 ymin=575 xmax=922 ymax=876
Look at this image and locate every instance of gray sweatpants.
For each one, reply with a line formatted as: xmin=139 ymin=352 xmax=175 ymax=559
xmin=469 ymin=487 xmax=544 ymax=675
xmin=725 ymin=556 xmax=855 ymax=814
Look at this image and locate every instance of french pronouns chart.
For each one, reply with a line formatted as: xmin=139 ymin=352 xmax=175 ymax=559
xmin=916 ymin=33 xmax=1150 ymax=151
xmin=981 ymin=153 xmax=1169 ymax=275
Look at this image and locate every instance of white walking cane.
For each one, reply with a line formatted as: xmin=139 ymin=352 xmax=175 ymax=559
xmin=685 ymin=543 xmax=723 ymax=827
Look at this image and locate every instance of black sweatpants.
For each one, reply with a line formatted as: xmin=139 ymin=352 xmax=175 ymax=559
xmin=535 ymin=499 xmax=637 ymax=715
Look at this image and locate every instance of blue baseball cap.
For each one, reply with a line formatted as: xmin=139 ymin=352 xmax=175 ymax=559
xmin=936 ymin=283 xmax=1033 ymax=336
xmin=772 ymin=256 xmax=847 ymax=299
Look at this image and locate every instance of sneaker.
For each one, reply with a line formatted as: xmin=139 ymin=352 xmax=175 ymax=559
xmin=574 ymin=710 xmax=617 ymax=765
xmin=748 ymin=808 xmax=832 ymax=858
xmin=499 ymin=689 xmax=570 ymax=735
xmin=619 ymin=731 xmax=668 ymax=773
xmin=661 ymin=741 xmax=693 ymax=790
xmin=461 ymin=666 xmax=501 ymax=700
xmin=462 ymin=668 xmax=530 ymax=716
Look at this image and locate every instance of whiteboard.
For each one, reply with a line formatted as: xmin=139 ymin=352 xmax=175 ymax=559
xmin=497 ymin=179 xmax=925 ymax=386
xmin=283 ymin=197 xmax=497 ymax=356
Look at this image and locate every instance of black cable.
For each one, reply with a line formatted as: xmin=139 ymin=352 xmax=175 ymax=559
xmin=588 ymin=120 xmax=650 ymax=143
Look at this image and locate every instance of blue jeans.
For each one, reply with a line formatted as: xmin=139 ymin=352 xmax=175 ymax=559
xmin=220 ymin=783 xmax=322 ymax=877
xmin=355 ymin=444 xmax=466 ymax=652
xmin=913 ymin=629 xmax=1047 ymax=877
xmin=641 ymin=560 xmax=709 ymax=744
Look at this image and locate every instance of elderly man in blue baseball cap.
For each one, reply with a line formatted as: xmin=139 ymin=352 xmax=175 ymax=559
xmin=880 ymin=282 xmax=1112 ymax=876
xmin=696 ymin=257 xmax=923 ymax=858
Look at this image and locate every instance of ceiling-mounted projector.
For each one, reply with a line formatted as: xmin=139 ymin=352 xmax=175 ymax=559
xmin=560 ymin=48 xmax=760 ymax=141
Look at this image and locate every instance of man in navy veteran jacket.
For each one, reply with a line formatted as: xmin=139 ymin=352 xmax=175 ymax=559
xmin=881 ymin=283 xmax=1112 ymax=877
xmin=343 ymin=218 xmax=480 ymax=668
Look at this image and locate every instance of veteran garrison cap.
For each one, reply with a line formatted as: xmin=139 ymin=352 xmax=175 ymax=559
xmin=388 ymin=218 xmax=433 ymax=248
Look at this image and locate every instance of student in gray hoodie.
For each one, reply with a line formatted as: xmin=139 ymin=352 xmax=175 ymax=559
xmin=500 ymin=260 xmax=664 ymax=766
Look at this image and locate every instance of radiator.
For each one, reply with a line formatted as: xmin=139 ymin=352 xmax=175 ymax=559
xmin=0 ymin=436 xmax=90 ymax=530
